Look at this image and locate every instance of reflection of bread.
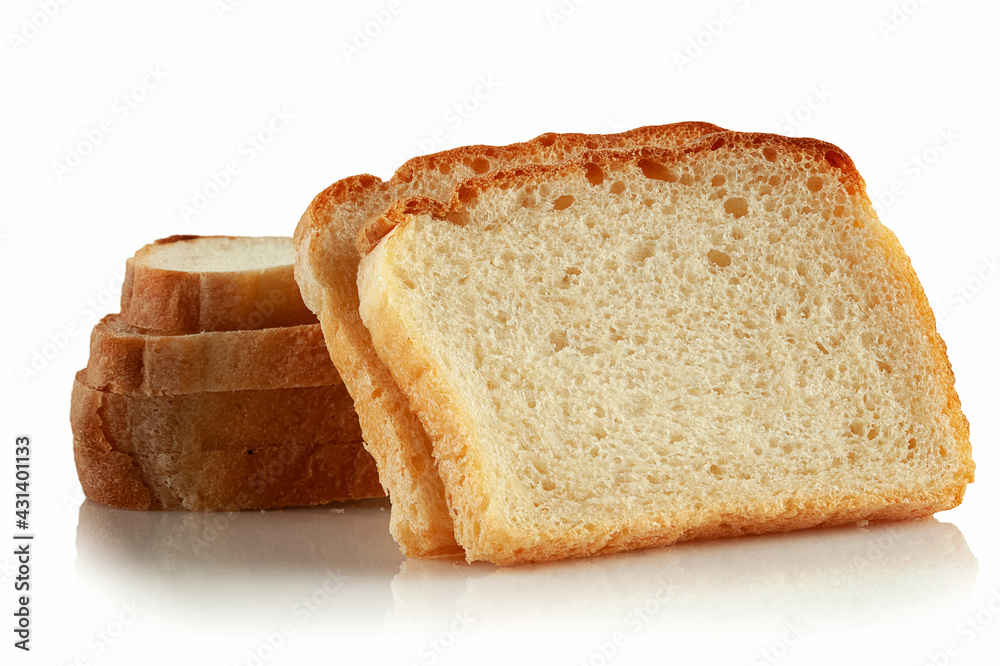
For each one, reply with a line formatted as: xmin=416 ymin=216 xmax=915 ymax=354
xmin=295 ymin=122 xmax=726 ymax=557
xmin=76 ymin=497 xmax=401 ymax=577
xmin=86 ymin=314 xmax=339 ymax=394
xmin=72 ymin=371 xmax=380 ymax=510
xmin=357 ymin=131 xmax=974 ymax=565
xmin=75 ymin=498 xmax=402 ymax=624
xmin=121 ymin=235 xmax=316 ymax=333
xmin=441 ymin=521 xmax=977 ymax=636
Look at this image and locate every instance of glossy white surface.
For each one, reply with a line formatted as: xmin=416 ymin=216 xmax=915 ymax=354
xmin=2 ymin=0 xmax=998 ymax=663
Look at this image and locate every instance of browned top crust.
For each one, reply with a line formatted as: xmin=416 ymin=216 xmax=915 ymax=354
xmin=294 ymin=122 xmax=726 ymax=258
xmin=357 ymin=131 xmax=864 ymax=254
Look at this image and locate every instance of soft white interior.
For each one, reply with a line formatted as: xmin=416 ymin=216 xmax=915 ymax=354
xmin=141 ymin=237 xmax=294 ymax=272
xmin=378 ymin=145 xmax=965 ymax=535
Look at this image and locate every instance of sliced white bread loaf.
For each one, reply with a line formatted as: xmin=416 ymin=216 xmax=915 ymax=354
xmin=71 ymin=371 xmax=382 ymax=510
xmin=121 ymin=235 xmax=317 ymax=334
xmin=356 ymin=131 xmax=974 ymax=565
xmin=294 ymin=122 xmax=726 ymax=556
xmin=86 ymin=314 xmax=339 ymax=394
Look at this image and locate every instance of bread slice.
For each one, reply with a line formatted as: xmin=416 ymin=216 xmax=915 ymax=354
xmin=294 ymin=122 xmax=726 ymax=556
xmin=86 ymin=314 xmax=339 ymax=394
xmin=121 ymin=235 xmax=317 ymax=334
xmin=71 ymin=371 xmax=383 ymax=510
xmin=356 ymin=131 xmax=974 ymax=565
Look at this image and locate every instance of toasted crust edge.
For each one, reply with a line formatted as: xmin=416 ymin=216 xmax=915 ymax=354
xmin=86 ymin=315 xmax=341 ymax=394
xmin=71 ymin=372 xmax=384 ymax=511
xmin=121 ymin=235 xmax=317 ymax=334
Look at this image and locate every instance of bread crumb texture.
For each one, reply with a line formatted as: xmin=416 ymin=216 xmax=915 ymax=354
xmin=365 ymin=133 xmax=973 ymax=564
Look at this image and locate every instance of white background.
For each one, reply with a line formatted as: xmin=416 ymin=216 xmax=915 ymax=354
xmin=2 ymin=0 xmax=999 ymax=664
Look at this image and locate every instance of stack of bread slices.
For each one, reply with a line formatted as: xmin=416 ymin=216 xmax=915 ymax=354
xmin=71 ymin=235 xmax=383 ymax=511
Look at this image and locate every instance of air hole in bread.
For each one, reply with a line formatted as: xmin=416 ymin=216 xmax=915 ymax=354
xmin=816 ymin=342 xmax=829 ymax=355
xmin=825 ymin=150 xmax=847 ymax=170
xmin=610 ymin=181 xmax=626 ymax=195
xmin=712 ymin=174 xmax=726 ymax=187
xmin=637 ymin=158 xmax=679 ymax=183
xmin=538 ymin=134 xmax=556 ymax=147
xmin=680 ymin=173 xmax=695 ymax=186
xmin=632 ymin=240 xmax=656 ymax=264
xmin=584 ymin=163 xmax=605 ymax=186
xmin=553 ymin=195 xmax=575 ymax=211
xmin=438 ymin=163 xmax=451 ymax=175
xmin=393 ymin=267 xmax=416 ymax=289
xmin=550 ymin=330 xmax=568 ymax=352
xmin=711 ymin=137 xmax=725 ymax=150
xmin=585 ymin=140 xmax=599 ymax=149
xmin=521 ymin=196 xmax=536 ymax=208
xmin=458 ymin=185 xmax=476 ymax=204
xmin=724 ymin=197 xmax=749 ymax=218
xmin=833 ymin=205 xmax=845 ymax=218
xmin=877 ymin=360 xmax=893 ymax=374
xmin=732 ymin=227 xmax=745 ymax=241
xmin=471 ymin=158 xmax=490 ymax=174
xmin=371 ymin=388 xmax=383 ymax=400
xmin=707 ymin=249 xmax=731 ymax=268
xmin=562 ymin=266 xmax=582 ymax=286
xmin=807 ymin=176 xmax=824 ymax=192
xmin=850 ymin=421 xmax=865 ymax=436
xmin=763 ymin=147 xmax=778 ymax=162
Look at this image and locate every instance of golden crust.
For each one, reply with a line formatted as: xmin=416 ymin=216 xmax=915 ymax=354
xmin=357 ymin=130 xmax=973 ymax=565
xmin=358 ymin=132 xmax=863 ymax=254
xmin=294 ymin=122 xmax=726 ymax=557
xmin=86 ymin=314 xmax=340 ymax=395
xmin=121 ymin=235 xmax=317 ymax=334
xmin=71 ymin=371 xmax=383 ymax=510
